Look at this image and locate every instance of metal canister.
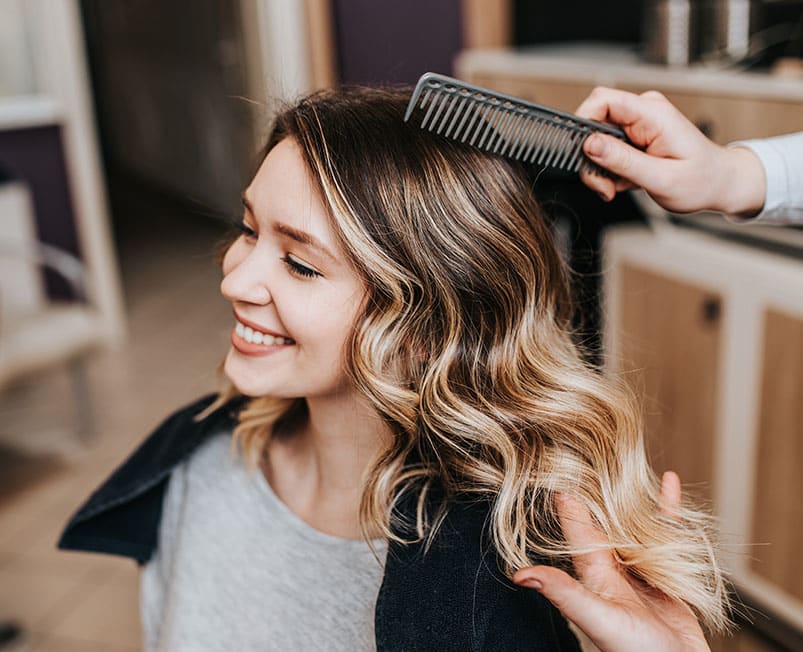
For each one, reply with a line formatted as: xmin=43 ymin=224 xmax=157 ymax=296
xmin=642 ymin=0 xmax=698 ymax=66
xmin=707 ymin=0 xmax=762 ymax=62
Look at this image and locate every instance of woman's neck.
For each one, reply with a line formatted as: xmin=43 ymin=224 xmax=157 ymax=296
xmin=262 ymin=390 xmax=391 ymax=539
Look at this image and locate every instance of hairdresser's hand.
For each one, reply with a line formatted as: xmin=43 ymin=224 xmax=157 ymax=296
xmin=513 ymin=471 xmax=709 ymax=652
xmin=574 ymin=87 xmax=765 ymax=217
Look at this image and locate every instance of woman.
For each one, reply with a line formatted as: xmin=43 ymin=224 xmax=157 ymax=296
xmin=60 ymin=87 xmax=729 ymax=651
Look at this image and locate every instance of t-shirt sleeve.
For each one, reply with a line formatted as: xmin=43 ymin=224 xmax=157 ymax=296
xmin=726 ymin=132 xmax=803 ymax=225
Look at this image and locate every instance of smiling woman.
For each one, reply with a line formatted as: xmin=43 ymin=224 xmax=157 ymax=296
xmin=60 ymin=87 xmax=730 ymax=652
xmin=219 ymin=138 xmax=367 ymax=401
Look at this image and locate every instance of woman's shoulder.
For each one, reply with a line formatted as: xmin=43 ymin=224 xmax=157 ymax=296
xmin=377 ymin=494 xmax=580 ymax=651
xmin=57 ymin=392 xmax=247 ymax=563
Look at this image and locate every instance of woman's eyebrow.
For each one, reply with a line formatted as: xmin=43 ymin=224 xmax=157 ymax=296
xmin=241 ymin=193 xmax=337 ymax=263
xmin=273 ymin=223 xmax=337 ymax=263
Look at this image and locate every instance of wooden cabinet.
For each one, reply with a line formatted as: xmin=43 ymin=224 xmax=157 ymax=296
xmin=751 ymin=310 xmax=803 ymax=602
xmin=618 ymin=265 xmax=722 ymax=503
xmin=603 ymin=225 xmax=803 ymax=650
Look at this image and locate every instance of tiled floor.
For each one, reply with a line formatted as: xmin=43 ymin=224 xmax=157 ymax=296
xmin=0 ymin=178 xmax=233 ymax=650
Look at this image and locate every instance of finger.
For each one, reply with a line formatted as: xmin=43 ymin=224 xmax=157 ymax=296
xmin=631 ymin=579 xmax=709 ymax=648
xmin=583 ymin=134 xmax=668 ymax=189
xmin=660 ymin=471 xmax=682 ymax=519
xmin=575 ymin=87 xmax=656 ymax=128
xmin=578 ymin=169 xmax=616 ymax=200
xmin=613 ymin=178 xmax=637 ymax=192
xmin=639 ymin=581 xmax=702 ymax=633
xmin=514 ymin=565 xmax=624 ymax=651
xmin=575 ymin=87 xmax=617 ymax=123
xmin=555 ymin=494 xmax=621 ymax=583
xmin=579 ymin=169 xmax=636 ymax=202
xmin=640 ymin=89 xmax=668 ymax=102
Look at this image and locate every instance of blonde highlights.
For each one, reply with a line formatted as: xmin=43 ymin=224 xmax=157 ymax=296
xmin=209 ymin=88 xmax=729 ymax=633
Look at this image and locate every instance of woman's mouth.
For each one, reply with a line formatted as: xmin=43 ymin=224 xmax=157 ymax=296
xmin=231 ymin=319 xmax=295 ymax=356
xmin=235 ymin=320 xmax=294 ymax=345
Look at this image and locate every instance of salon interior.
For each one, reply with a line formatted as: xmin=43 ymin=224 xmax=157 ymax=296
xmin=0 ymin=1 xmax=801 ymax=650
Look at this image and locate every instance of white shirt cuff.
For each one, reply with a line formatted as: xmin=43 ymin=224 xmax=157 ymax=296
xmin=726 ymin=134 xmax=803 ymax=225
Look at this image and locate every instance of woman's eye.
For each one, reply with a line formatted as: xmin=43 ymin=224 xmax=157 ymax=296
xmin=281 ymin=255 xmax=321 ymax=279
xmin=234 ymin=220 xmax=257 ymax=240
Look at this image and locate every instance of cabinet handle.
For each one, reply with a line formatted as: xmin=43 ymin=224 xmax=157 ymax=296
xmin=701 ymin=297 xmax=721 ymax=323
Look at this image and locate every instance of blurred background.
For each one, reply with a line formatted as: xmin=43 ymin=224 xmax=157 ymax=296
xmin=0 ymin=1 xmax=801 ymax=650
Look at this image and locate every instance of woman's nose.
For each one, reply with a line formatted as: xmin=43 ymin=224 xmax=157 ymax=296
xmin=220 ymin=246 xmax=272 ymax=305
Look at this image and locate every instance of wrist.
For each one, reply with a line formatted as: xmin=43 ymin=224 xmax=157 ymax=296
xmin=712 ymin=146 xmax=766 ymax=217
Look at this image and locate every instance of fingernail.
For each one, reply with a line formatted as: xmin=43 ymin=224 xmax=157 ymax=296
xmin=523 ymin=579 xmax=543 ymax=591
xmin=585 ymin=134 xmax=606 ymax=157
xmin=597 ymin=190 xmax=610 ymax=202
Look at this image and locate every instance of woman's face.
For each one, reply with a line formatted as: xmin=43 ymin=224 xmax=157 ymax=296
xmin=220 ymin=138 xmax=365 ymax=399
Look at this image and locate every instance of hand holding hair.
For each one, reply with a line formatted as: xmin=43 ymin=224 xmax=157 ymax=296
xmin=513 ymin=471 xmax=710 ymax=652
xmin=575 ymin=87 xmax=766 ymax=218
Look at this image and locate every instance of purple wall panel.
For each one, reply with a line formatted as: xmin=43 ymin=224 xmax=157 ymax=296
xmin=332 ymin=0 xmax=463 ymax=85
xmin=0 ymin=126 xmax=82 ymax=300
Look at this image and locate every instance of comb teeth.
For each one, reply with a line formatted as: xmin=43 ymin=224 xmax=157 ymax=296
xmin=406 ymin=73 xmax=630 ymax=176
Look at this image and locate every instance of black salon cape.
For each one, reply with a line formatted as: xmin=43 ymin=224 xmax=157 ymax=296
xmin=58 ymin=394 xmax=580 ymax=651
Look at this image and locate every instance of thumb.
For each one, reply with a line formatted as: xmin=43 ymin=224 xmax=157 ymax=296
xmin=584 ymin=133 xmax=664 ymax=189
xmin=514 ymin=565 xmax=619 ymax=649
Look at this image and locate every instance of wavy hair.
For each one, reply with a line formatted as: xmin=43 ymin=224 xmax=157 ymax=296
xmin=205 ymin=87 xmax=729 ymax=632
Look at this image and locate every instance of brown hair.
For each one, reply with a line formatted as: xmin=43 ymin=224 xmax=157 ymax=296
xmin=206 ymin=87 xmax=729 ymax=633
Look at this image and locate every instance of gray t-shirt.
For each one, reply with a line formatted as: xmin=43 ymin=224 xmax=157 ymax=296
xmin=140 ymin=432 xmax=388 ymax=651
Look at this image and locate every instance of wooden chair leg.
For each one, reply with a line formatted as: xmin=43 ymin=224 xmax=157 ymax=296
xmin=67 ymin=357 xmax=94 ymax=443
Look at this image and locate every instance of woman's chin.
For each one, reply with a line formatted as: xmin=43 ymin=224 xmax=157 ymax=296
xmin=223 ymin=349 xmax=349 ymax=399
xmin=223 ymin=354 xmax=275 ymax=397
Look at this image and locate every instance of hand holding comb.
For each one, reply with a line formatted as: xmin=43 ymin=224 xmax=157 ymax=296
xmin=405 ymin=72 xmax=631 ymax=176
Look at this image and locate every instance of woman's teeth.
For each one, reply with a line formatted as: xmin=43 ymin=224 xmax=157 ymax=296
xmin=235 ymin=322 xmax=294 ymax=346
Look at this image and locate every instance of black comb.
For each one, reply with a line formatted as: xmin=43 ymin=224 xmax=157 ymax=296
xmin=405 ymin=72 xmax=629 ymax=176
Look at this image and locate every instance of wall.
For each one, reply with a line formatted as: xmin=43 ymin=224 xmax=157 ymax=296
xmin=0 ymin=0 xmax=36 ymax=97
xmin=332 ymin=0 xmax=463 ymax=84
